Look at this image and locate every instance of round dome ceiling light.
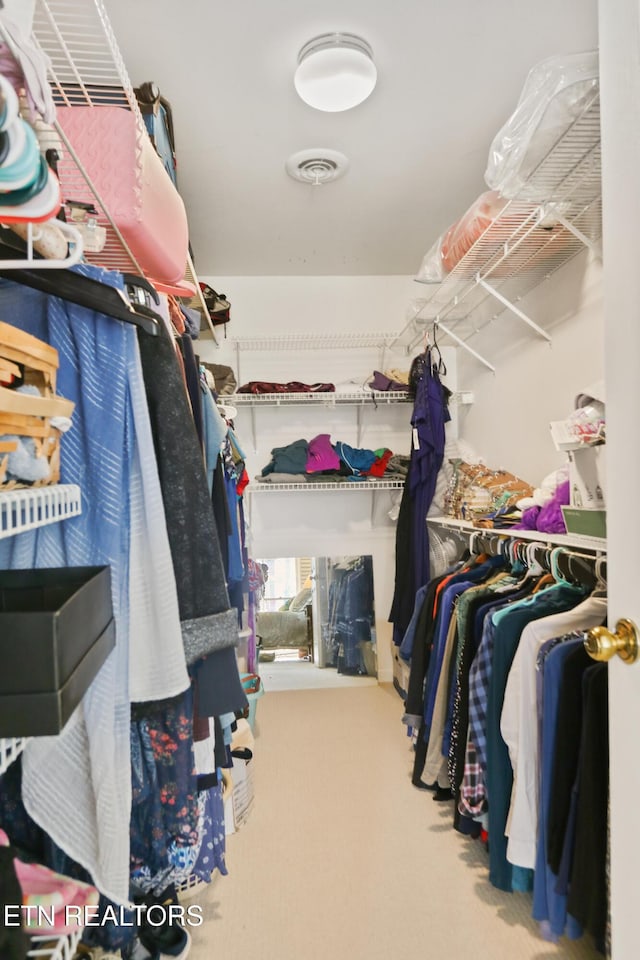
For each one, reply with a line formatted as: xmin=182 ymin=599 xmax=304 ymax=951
xmin=285 ymin=148 xmax=350 ymax=185
xmin=294 ymin=33 xmax=377 ymax=112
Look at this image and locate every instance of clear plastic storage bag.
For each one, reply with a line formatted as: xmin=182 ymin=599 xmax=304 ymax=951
xmin=416 ymin=234 xmax=447 ymax=283
xmin=416 ymin=191 xmax=508 ymax=282
xmin=485 ymin=51 xmax=599 ymax=200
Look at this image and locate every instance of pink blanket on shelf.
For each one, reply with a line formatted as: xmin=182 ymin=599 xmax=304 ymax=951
xmin=56 ymin=106 xmax=188 ymax=284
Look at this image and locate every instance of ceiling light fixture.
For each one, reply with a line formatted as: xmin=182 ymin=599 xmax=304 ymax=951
xmin=294 ymin=33 xmax=377 ymax=113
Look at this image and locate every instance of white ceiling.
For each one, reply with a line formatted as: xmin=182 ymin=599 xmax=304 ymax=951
xmin=104 ymin=0 xmax=598 ymax=277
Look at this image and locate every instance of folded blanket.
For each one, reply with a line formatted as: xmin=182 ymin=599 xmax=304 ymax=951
xmin=261 ymin=439 xmax=309 ymax=475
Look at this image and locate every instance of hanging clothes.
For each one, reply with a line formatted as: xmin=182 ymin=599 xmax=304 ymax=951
xmin=564 ymin=663 xmax=609 ymax=948
xmin=398 ymin=533 xmax=609 ymax=946
xmin=532 ymin=636 xmax=586 ymax=942
xmin=326 ymin=559 xmax=374 ymax=675
xmin=136 ymin=323 xmax=240 ymax=664
xmin=0 ymin=267 xmax=189 ymax=905
xmin=501 ymin=594 xmax=607 ymax=869
xmin=389 ymin=348 xmax=449 ymax=645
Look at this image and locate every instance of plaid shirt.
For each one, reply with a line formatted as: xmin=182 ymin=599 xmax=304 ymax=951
xmin=447 ymin=576 xmax=514 ymax=789
xmin=468 ymin=609 xmax=500 ymax=776
xmin=459 ymin=738 xmax=486 ymax=817
xmin=468 ymin=584 xmax=537 ymax=774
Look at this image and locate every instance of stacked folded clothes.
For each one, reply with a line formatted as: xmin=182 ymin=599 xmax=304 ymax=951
xmin=257 ymin=435 xmax=410 ymax=483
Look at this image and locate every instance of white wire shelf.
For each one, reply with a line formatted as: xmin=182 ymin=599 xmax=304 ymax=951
xmin=230 ymin=333 xmax=401 ymax=351
xmin=30 ymin=0 xmax=146 ymax=277
xmin=401 ymin=91 xmax=602 ymax=368
xmin=427 ymin=515 xmax=607 ymax=553
xmin=0 ymin=484 xmax=82 ymax=539
xmin=248 ymin=479 xmax=405 ymax=493
xmin=0 ymin=736 xmax=29 ymax=775
xmin=232 ymin=390 xmax=410 ymax=406
xmin=27 ymin=1 xmax=208 ymax=310
xmin=28 ymin=930 xmax=82 ymax=960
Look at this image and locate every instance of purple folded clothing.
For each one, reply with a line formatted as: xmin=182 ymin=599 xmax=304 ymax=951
xmin=513 ymin=480 xmax=570 ymax=534
xmin=536 ymin=480 xmax=570 ymax=533
xmin=306 ymin=434 xmax=340 ymax=473
xmin=514 ymin=505 xmax=541 ymax=531
xmin=368 ymin=370 xmax=408 ymax=392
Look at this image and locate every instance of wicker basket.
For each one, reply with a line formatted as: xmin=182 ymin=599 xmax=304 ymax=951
xmin=0 ymin=321 xmax=75 ymax=490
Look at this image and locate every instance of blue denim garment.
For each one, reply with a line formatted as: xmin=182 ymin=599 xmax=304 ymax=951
xmin=398 ymin=584 xmax=429 ymax=660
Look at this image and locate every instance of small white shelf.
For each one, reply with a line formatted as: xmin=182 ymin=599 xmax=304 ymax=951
xmin=28 ymin=931 xmax=82 ymax=960
xmin=249 ymin=479 xmax=405 ymax=493
xmin=0 ymin=485 xmax=82 ymax=539
xmin=0 ymin=737 xmax=29 ymax=775
xmin=232 ymin=390 xmax=410 ymax=406
xmin=428 ymin=515 xmax=607 ymax=553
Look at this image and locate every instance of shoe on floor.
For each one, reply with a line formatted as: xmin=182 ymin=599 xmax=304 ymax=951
xmin=139 ymin=921 xmax=191 ymax=960
xmin=432 ymin=786 xmax=454 ymax=802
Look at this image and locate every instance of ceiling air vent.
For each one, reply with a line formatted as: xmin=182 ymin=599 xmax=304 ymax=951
xmin=286 ymin=149 xmax=349 ymax=185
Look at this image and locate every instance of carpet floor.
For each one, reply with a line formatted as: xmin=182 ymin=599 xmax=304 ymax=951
xmin=260 ymin=656 xmax=378 ymax=692
xmin=188 ymin=684 xmax=602 ymax=960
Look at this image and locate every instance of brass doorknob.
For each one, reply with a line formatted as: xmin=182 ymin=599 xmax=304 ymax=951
xmin=584 ymin=619 xmax=638 ymax=664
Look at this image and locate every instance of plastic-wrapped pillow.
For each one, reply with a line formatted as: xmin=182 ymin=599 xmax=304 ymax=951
xmin=441 ymin=191 xmax=509 ymax=272
xmin=485 ymin=51 xmax=599 ymax=200
xmin=416 ymin=191 xmax=509 ymax=282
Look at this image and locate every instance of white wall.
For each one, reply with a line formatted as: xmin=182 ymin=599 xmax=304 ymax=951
xmin=198 ymin=275 xmax=421 ymax=340
xmin=197 ymin=275 xmax=457 ymax=681
xmin=456 ymin=250 xmax=604 ymax=486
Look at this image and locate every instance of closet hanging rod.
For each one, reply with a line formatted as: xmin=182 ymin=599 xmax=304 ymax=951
xmin=466 ymin=530 xmax=604 ymax=589
xmin=427 ymin=516 xmax=606 ymax=554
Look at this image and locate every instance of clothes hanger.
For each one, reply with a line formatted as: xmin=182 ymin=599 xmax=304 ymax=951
xmin=522 ymin=542 xmax=555 ymax=591
xmin=549 ymin=547 xmax=569 ymax=583
xmin=525 ymin=541 xmax=546 ymax=576
xmin=592 ymin=556 xmax=607 ymax=598
xmin=0 ymin=251 xmax=162 ymax=336
xmin=430 ymin=322 xmax=447 ymax=377
xmin=550 ymin=547 xmax=594 ymax=587
xmin=123 ymin=272 xmax=160 ymax=306
xmin=468 ymin=530 xmax=481 ymax=556
xmin=566 ymin=551 xmax=597 ymax=591
xmin=216 ymin=400 xmax=237 ymax=420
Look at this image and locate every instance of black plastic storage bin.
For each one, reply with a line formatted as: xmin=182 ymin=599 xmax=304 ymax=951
xmin=0 ymin=566 xmax=115 ymax=736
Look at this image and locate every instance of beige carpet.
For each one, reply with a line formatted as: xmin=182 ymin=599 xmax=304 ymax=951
xmin=260 ymin=656 xmax=378 ymax=692
xmin=188 ymin=684 xmax=602 ymax=960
